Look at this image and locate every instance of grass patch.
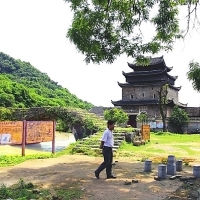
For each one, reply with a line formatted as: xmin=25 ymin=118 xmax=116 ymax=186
xmin=114 ymin=127 xmax=134 ymax=133
xmin=1 ymin=130 xmax=200 ymax=167
xmin=0 ymin=179 xmax=83 ymax=200
xmin=0 ymin=154 xmax=55 ymax=167
xmin=116 ymin=132 xmax=200 ymax=163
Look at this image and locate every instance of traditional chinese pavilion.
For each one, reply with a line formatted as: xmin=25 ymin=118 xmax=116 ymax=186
xmin=111 ymin=56 xmax=187 ymax=127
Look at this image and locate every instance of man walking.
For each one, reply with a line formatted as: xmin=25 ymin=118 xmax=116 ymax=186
xmin=94 ymin=120 xmax=116 ymax=179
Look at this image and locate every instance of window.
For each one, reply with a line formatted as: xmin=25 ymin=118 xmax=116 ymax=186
xmin=139 ymin=106 xmax=147 ymax=110
xmin=139 ymin=106 xmax=148 ymax=113
xmin=130 ymin=95 xmax=133 ymax=99
xmin=152 ymin=87 xmax=154 ymax=90
xmin=142 ymin=93 xmax=145 ymax=97
xmin=153 ymin=94 xmax=156 ymax=99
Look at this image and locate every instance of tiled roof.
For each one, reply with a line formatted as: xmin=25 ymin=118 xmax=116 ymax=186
xmin=117 ymin=82 xmax=182 ymax=91
xmin=111 ymin=99 xmax=187 ymax=107
xmin=127 ymin=56 xmax=172 ymax=72
xmin=122 ymin=68 xmax=167 ymax=77
xmin=132 ymin=56 xmax=164 ymax=66
xmin=111 ymin=99 xmax=159 ymax=106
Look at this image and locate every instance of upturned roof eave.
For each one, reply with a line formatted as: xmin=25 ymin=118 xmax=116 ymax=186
xmin=122 ymin=68 xmax=168 ymax=77
xmin=117 ymin=81 xmax=181 ymax=92
xmin=127 ymin=56 xmax=172 ymax=72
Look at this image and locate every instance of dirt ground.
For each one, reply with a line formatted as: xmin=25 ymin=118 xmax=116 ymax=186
xmin=0 ymin=154 xmax=198 ymax=200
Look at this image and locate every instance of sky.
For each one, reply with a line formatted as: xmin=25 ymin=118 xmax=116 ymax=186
xmin=0 ymin=0 xmax=200 ymax=107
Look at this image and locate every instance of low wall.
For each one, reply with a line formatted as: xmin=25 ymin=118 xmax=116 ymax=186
xmin=145 ymin=118 xmax=200 ymax=133
xmin=182 ymin=118 xmax=200 ymax=133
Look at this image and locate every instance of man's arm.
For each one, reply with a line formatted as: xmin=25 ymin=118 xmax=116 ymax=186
xmin=100 ymin=130 xmax=107 ymax=149
xmin=100 ymin=141 xmax=104 ymax=149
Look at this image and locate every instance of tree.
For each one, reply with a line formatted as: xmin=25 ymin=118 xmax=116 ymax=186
xmin=158 ymin=84 xmax=168 ymax=132
xmin=136 ymin=111 xmax=148 ymax=125
xmin=0 ymin=52 xmax=93 ymax=110
xmin=65 ymin=0 xmax=199 ymax=64
xmin=169 ymin=106 xmax=189 ymax=133
xmin=104 ymin=108 xmax=128 ymax=125
xmin=187 ymin=61 xmax=200 ymax=92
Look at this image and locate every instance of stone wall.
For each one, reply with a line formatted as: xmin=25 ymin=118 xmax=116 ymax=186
xmin=184 ymin=107 xmax=200 ymax=117
xmin=121 ymin=104 xmax=171 ymax=117
xmin=167 ymin=118 xmax=200 ymax=133
xmin=167 ymin=87 xmax=179 ymax=103
xmin=185 ymin=118 xmax=200 ymax=133
xmin=122 ymin=86 xmax=159 ymax=101
xmin=121 ymin=105 xmax=139 ymax=114
xmin=122 ymin=85 xmax=179 ymax=103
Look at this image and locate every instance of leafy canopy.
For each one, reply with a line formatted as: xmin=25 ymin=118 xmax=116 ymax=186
xmin=136 ymin=111 xmax=148 ymax=124
xmin=104 ymin=108 xmax=128 ymax=125
xmin=169 ymin=106 xmax=189 ymax=132
xmin=187 ymin=61 xmax=200 ymax=92
xmin=66 ymin=0 xmax=199 ymax=64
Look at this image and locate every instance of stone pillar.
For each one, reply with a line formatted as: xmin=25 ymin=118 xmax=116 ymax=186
xmin=167 ymin=155 xmax=176 ymax=175
xmin=193 ymin=165 xmax=200 ymax=178
xmin=176 ymin=160 xmax=183 ymax=172
xmin=144 ymin=160 xmax=152 ymax=172
xmin=158 ymin=164 xmax=167 ymax=179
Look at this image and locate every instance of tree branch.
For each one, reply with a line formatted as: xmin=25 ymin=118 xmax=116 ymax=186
xmin=184 ymin=0 xmax=200 ymax=37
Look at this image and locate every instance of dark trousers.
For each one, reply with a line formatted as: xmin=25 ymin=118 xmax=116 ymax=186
xmin=96 ymin=146 xmax=113 ymax=177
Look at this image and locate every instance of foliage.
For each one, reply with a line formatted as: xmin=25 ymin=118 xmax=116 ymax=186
xmin=0 ymin=52 xmax=93 ymax=110
xmin=0 ymin=107 xmax=14 ymax=120
xmin=0 ymin=154 xmax=55 ymax=167
xmin=187 ymin=61 xmax=200 ymax=92
xmin=169 ymin=106 xmax=189 ymax=133
xmin=0 ymin=106 xmax=106 ymax=134
xmin=114 ymin=127 xmax=134 ymax=133
xmin=136 ymin=111 xmax=148 ymax=125
xmin=0 ymin=179 xmax=82 ymax=200
xmin=65 ymin=0 xmax=199 ymax=64
xmin=104 ymin=108 xmax=128 ymax=125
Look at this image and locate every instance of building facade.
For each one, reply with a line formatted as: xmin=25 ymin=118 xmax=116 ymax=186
xmin=111 ymin=56 xmax=187 ymax=128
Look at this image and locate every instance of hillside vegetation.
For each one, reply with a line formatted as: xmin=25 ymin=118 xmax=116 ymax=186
xmin=0 ymin=52 xmax=93 ymax=109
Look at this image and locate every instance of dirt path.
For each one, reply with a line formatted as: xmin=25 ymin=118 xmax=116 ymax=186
xmin=0 ymin=155 xmax=194 ymax=200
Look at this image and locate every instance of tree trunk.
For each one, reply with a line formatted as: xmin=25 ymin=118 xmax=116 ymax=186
xmin=159 ymin=102 xmax=167 ymax=132
xmin=158 ymin=85 xmax=168 ymax=132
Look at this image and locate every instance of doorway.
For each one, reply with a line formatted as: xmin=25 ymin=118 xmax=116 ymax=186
xmin=127 ymin=115 xmax=137 ymax=128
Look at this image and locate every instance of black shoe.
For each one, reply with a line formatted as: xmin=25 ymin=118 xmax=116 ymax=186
xmin=107 ymin=175 xmax=116 ymax=179
xmin=95 ymin=171 xmax=99 ymax=179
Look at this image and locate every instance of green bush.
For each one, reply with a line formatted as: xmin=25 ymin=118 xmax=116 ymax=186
xmin=104 ymin=108 xmax=128 ymax=125
xmin=169 ymin=106 xmax=189 ymax=133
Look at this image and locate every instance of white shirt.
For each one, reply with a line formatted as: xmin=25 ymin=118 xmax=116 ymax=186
xmin=101 ymin=128 xmax=114 ymax=147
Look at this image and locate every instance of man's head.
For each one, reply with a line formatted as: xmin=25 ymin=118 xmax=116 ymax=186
xmin=107 ymin=120 xmax=115 ymax=131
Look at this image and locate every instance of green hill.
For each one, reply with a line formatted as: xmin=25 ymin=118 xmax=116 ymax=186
xmin=0 ymin=52 xmax=93 ymax=109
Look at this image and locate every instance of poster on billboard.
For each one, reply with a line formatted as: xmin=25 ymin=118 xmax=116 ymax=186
xmin=26 ymin=121 xmax=54 ymax=144
xmin=0 ymin=121 xmax=23 ymax=144
xmin=142 ymin=124 xmax=150 ymax=141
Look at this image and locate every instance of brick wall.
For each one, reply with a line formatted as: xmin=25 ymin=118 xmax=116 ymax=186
xmin=122 ymin=85 xmax=179 ymax=102
xmin=122 ymin=86 xmax=160 ymax=101
xmin=167 ymin=87 xmax=178 ymax=103
xmin=121 ymin=104 xmax=170 ymax=117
